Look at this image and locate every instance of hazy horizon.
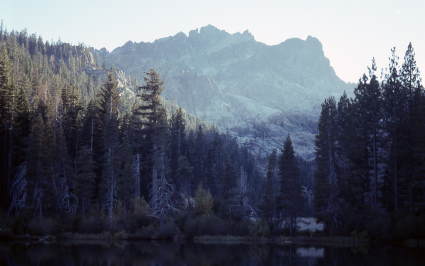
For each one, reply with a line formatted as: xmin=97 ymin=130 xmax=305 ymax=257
xmin=3 ymin=0 xmax=424 ymax=82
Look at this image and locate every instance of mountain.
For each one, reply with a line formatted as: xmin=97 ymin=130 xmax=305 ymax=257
xmin=96 ymin=25 xmax=352 ymax=159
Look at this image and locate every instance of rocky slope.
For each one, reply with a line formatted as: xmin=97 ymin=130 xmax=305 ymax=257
xmin=95 ymin=25 xmax=352 ymax=159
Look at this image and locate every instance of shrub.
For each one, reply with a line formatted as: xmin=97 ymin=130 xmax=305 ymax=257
xmin=156 ymin=220 xmax=180 ymax=239
xmin=183 ymin=214 xmax=227 ymax=236
xmin=194 ymin=185 xmax=214 ymax=216
xmin=136 ymin=224 xmax=156 ymax=239
xmin=113 ymin=230 xmax=128 ymax=239
xmin=249 ymin=220 xmax=270 ymax=236
xmin=77 ymin=216 xmax=106 ymax=234
xmin=123 ymin=213 xmax=158 ymax=233
xmin=132 ymin=197 xmax=152 ymax=217
xmin=227 ymin=220 xmax=250 ymax=236
xmin=27 ymin=217 xmax=59 ymax=235
xmin=393 ymin=212 xmax=425 ymax=239
xmin=55 ymin=214 xmax=78 ymax=233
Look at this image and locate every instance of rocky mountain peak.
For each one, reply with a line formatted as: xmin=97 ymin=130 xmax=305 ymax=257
xmin=99 ymin=26 xmax=352 ymax=159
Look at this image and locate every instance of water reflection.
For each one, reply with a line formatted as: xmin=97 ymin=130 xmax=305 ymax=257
xmin=0 ymin=242 xmax=423 ymax=266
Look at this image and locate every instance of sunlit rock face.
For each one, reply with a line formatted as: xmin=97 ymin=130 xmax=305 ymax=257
xmin=97 ymin=25 xmax=352 ymax=160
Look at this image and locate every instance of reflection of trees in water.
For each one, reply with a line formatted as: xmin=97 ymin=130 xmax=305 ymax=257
xmin=0 ymin=243 xmax=314 ymax=266
xmin=1 ymin=243 xmax=425 ymax=266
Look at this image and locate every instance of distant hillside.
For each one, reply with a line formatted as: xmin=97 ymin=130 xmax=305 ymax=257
xmin=97 ymin=25 xmax=353 ymax=159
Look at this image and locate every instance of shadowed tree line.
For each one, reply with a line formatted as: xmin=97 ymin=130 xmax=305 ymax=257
xmin=314 ymin=44 xmax=425 ymax=239
xmin=1 ymin=25 xmax=423 ymax=240
xmin=0 ymin=27 xmax=275 ymax=236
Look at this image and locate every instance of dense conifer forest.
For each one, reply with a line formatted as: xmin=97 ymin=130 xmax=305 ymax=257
xmin=0 ymin=26 xmax=423 ymax=240
xmin=314 ymin=45 xmax=425 ymax=238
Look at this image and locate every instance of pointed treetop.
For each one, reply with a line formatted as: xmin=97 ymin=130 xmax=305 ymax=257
xmin=282 ymin=134 xmax=295 ymax=158
xmin=401 ymin=42 xmax=421 ymax=89
xmin=368 ymin=57 xmax=377 ymax=78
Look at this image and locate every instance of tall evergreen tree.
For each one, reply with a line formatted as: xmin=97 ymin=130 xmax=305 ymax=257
xmin=117 ymin=114 xmax=134 ymax=211
xmin=27 ymin=102 xmax=55 ymax=217
xmin=382 ymin=48 xmax=405 ymax=211
xmin=75 ymin=145 xmax=96 ymax=216
xmin=260 ymin=150 xmax=277 ymax=228
xmin=169 ymin=108 xmax=187 ymax=192
xmin=278 ymin=136 xmax=301 ymax=235
xmin=0 ymin=46 xmax=13 ymax=209
xmin=97 ymin=72 xmax=120 ymax=221
xmin=314 ymin=98 xmax=337 ymax=220
xmin=400 ymin=43 xmax=423 ymax=210
xmin=352 ymin=60 xmax=384 ymax=206
xmin=135 ymin=69 xmax=165 ymax=199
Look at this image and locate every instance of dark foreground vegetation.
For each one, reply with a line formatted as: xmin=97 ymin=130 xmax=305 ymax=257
xmin=0 ymin=25 xmax=424 ymax=243
xmin=313 ymin=45 xmax=425 ymax=240
xmin=0 ymin=26 xmax=307 ymax=240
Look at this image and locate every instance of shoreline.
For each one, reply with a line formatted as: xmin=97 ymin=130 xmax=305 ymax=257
xmin=0 ymin=232 xmax=368 ymax=247
xmin=193 ymin=235 xmax=369 ymax=247
xmin=2 ymin=231 xmax=424 ymax=248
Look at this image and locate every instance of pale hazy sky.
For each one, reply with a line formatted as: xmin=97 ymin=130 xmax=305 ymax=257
xmin=2 ymin=0 xmax=424 ymax=82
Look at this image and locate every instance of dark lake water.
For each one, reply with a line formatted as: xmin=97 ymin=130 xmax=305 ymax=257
xmin=0 ymin=242 xmax=424 ymax=266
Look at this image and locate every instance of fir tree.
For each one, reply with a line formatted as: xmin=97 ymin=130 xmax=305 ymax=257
xmin=169 ymin=108 xmax=186 ymax=192
xmin=97 ymin=72 xmax=120 ymax=221
xmin=0 ymin=46 xmax=13 ymax=208
xmin=278 ymin=136 xmax=301 ymax=235
xmin=260 ymin=150 xmax=277 ymax=228
xmin=314 ymin=98 xmax=337 ymax=219
xmin=75 ymin=146 xmax=96 ymax=216
xmin=382 ymin=48 xmax=405 ymax=211
xmin=135 ymin=69 xmax=166 ymax=199
xmin=352 ymin=60 xmax=384 ymax=206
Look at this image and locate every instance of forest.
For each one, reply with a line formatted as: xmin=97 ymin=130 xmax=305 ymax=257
xmin=0 ymin=26 xmax=424 ymax=241
xmin=314 ymin=45 xmax=425 ymax=239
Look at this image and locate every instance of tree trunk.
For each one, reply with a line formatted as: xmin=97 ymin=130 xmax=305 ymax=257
xmin=133 ymin=153 xmax=141 ymax=198
xmin=373 ymin=130 xmax=378 ymax=206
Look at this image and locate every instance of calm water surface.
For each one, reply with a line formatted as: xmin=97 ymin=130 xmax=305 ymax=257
xmin=0 ymin=242 xmax=424 ymax=266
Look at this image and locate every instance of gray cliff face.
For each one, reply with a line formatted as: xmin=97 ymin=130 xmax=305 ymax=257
xmin=96 ymin=25 xmax=352 ymax=159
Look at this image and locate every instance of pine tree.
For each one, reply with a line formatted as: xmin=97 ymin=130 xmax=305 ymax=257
xmin=400 ymin=43 xmax=423 ymax=210
xmin=335 ymin=92 xmax=353 ymax=198
xmin=134 ymin=69 xmax=166 ymax=199
xmin=97 ymin=72 xmax=120 ymax=221
xmin=0 ymin=46 xmax=13 ymax=209
xmin=79 ymin=100 xmax=101 ymax=210
xmin=220 ymin=161 xmax=238 ymax=218
xmin=117 ymin=114 xmax=134 ymax=211
xmin=27 ymin=102 xmax=55 ymax=217
xmin=61 ymin=85 xmax=82 ymax=160
xmin=150 ymin=100 xmax=171 ymax=218
xmin=260 ymin=150 xmax=277 ymax=227
xmin=278 ymin=136 xmax=301 ymax=235
xmin=204 ymin=129 xmax=219 ymax=195
xmin=169 ymin=108 xmax=186 ymax=192
xmin=75 ymin=146 xmax=96 ymax=216
xmin=79 ymin=100 xmax=97 ymax=154
xmin=193 ymin=125 xmax=206 ymax=187
xmin=352 ymin=60 xmax=384 ymax=206
xmin=13 ymin=84 xmax=31 ymax=168
xmin=176 ymin=155 xmax=193 ymax=195
xmin=54 ymin=121 xmax=77 ymax=215
xmin=400 ymin=43 xmax=421 ymax=98
xmin=382 ymin=48 xmax=405 ymax=211
xmin=128 ymin=109 xmax=142 ymax=199
xmin=314 ymin=98 xmax=337 ymax=219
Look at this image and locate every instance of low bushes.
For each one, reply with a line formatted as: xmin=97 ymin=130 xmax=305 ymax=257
xmin=27 ymin=217 xmax=59 ymax=235
xmin=184 ymin=214 xmax=227 ymax=237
